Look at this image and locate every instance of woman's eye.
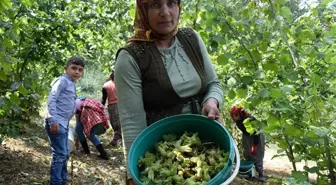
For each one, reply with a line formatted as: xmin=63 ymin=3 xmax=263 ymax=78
xmin=149 ymin=2 xmax=160 ymax=9
xmin=168 ymin=0 xmax=178 ymax=5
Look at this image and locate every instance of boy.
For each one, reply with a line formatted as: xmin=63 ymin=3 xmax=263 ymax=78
xmin=101 ymin=71 xmax=121 ymax=146
xmin=230 ymin=105 xmax=266 ymax=182
xmin=45 ymin=56 xmax=85 ymax=185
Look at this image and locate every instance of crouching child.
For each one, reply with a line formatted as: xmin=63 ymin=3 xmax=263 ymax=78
xmin=75 ymin=98 xmax=110 ymax=160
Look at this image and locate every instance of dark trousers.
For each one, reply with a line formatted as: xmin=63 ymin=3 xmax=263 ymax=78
xmin=242 ymin=134 xmax=265 ymax=175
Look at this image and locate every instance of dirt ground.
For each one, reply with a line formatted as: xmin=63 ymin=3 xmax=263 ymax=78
xmin=0 ymin=117 xmax=293 ymax=185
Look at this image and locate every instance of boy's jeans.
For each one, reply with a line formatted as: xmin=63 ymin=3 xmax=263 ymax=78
xmin=46 ymin=124 xmax=69 ymax=185
xmin=75 ymin=121 xmax=101 ymax=146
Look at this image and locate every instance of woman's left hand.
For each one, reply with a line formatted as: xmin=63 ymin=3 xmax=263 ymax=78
xmin=201 ymin=98 xmax=222 ymax=123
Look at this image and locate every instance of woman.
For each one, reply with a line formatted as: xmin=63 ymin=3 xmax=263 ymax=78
xmin=114 ymin=0 xmax=223 ymax=184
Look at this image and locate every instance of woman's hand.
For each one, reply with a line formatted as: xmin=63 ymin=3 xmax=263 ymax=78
xmin=201 ymin=98 xmax=222 ymax=123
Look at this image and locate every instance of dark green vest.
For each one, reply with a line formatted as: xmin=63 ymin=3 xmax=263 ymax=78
xmin=116 ymin=28 xmax=206 ymax=125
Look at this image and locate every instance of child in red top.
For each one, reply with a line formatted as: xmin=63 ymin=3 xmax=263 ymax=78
xmin=102 ymin=71 xmax=122 ymax=146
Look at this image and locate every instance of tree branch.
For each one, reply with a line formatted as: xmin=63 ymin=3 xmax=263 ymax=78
xmin=215 ymin=6 xmax=258 ymax=70
xmin=268 ymin=0 xmax=298 ymax=67
xmin=193 ymin=0 xmax=201 ymax=30
xmin=18 ymin=49 xmax=33 ymax=81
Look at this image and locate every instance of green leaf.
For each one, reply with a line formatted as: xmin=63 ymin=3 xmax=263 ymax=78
xmin=288 ymin=71 xmax=299 ymax=81
xmin=0 ymin=0 xmax=12 ymax=10
xmin=256 ymin=70 xmax=265 ymax=79
xmin=265 ymin=114 xmax=281 ymax=132
xmin=280 ymin=6 xmax=291 ymax=19
xmin=250 ymin=96 xmax=262 ymax=106
xmin=3 ymin=38 xmax=13 ymax=49
xmin=11 ymin=82 xmax=21 ymax=91
xmin=0 ymin=71 xmax=7 ymax=81
xmin=263 ymin=62 xmax=279 ymax=71
xmin=330 ymin=84 xmax=336 ymax=94
xmin=252 ymin=50 xmax=261 ymax=62
xmin=260 ymin=88 xmax=269 ymax=98
xmin=210 ymin=41 xmax=218 ymax=50
xmin=9 ymin=93 xmax=21 ymax=105
xmin=241 ymin=76 xmax=253 ymax=85
xmin=291 ymin=171 xmax=308 ymax=182
xmin=236 ymin=88 xmax=247 ymax=98
xmin=18 ymin=85 xmax=29 ymax=96
xmin=228 ymin=90 xmax=236 ymax=100
xmin=276 ymin=139 xmax=289 ymax=149
xmin=310 ymin=73 xmax=321 ymax=83
xmin=309 ymin=148 xmax=322 ymax=158
xmin=284 ymin=125 xmax=304 ymax=137
xmin=280 ymin=53 xmax=291 ymax=65
xmin=322 ymin=0 xmax=333 ymax=6
xmin=259 ymin=42 xmax=268 ymax=52
xmin=22 ymin=0 xmax=33 ymax=6
xmin=280 ymin=85 xmax=294 ymax=93
xmin=330 ymin=55 xmax=336 ymax=64
xmin=270 ymin=88 xmax=282 ymax=99
xmin=217 ymin=53 xmax=232 ymax=65
xmin=0 ymin=61 xmax=11 ymax=72
xmin=309 ymin=126 xmax=330 ymax=137
xmin=243 ymin=118 xmax=257 ymax=135
xmin=299 ymin=30 xmax=316 ymax=41
xmin=227 ymin=77 xmax=236 ymax=87
xmin=267 ymin=114 xmax=280 ymax=126
xmin=307 ymin=166 xmax=318 ymax=173
xmin=308 ymin=87 xmax=318 ymax=96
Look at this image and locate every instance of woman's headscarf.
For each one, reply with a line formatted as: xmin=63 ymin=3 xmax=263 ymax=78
xmin=129 ymin=0 xmax=182 ymax=42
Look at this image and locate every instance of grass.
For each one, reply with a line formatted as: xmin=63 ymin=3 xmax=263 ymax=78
xmin=76 ymin=65 xmax=109 ymax=100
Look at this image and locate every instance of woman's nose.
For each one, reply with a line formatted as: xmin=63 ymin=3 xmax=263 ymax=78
xmin=160 ymin=4 xmax=170 ymax=16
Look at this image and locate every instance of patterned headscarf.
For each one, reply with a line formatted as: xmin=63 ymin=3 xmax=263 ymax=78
xmin=129 ymin=0 xmax=182 ymax=42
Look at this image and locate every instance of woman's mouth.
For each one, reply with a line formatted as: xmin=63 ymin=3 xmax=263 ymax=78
xmin=158 ymin=21 xmax=172 ymax=25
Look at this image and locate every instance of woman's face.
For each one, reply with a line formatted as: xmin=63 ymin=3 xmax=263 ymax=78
xmin=147 ymin=0 xmax=180 ymax=36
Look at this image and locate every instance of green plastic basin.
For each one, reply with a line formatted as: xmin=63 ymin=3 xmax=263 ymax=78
xmin=239 ymin=160 xmax=254 ymax=171
xmin=128 ymin=114 xmax=235 ymax=185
